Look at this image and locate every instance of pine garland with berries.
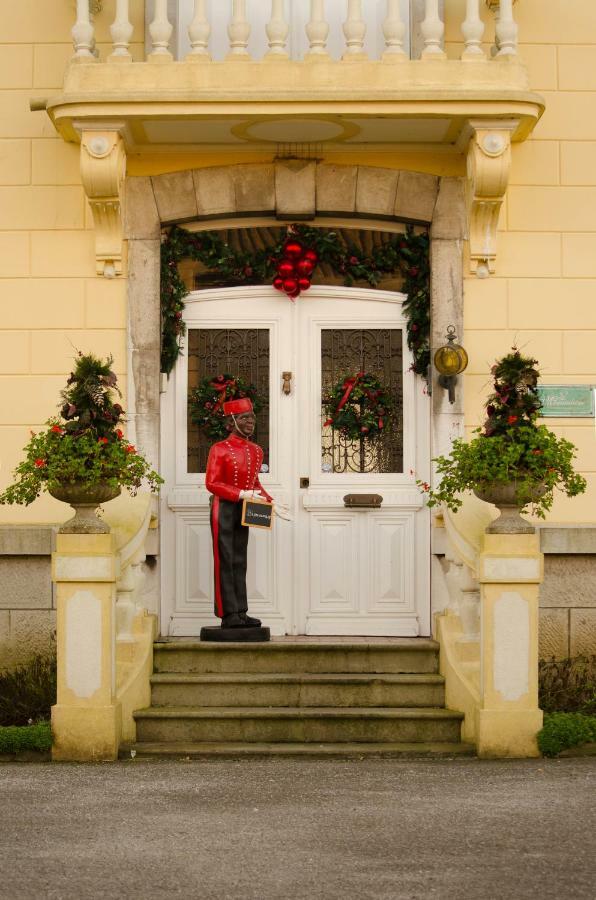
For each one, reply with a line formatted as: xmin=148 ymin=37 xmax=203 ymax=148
xmin=160 ymin=225 xmax=430 ymax=377
xmin=483 ymin=349 xmax=542 ymax=437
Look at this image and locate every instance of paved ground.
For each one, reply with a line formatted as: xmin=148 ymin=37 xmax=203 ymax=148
xmin=1 ymin=757 xmax=594 ymax=900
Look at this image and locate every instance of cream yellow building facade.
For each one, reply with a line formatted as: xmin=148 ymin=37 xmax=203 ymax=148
xmin=0 ymin=0 xmax=595 ymax=758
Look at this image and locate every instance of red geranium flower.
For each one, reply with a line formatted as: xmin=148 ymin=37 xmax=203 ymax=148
xmin=51 ymin=425 xmax=63 ymax=434
xmin=34 ymin=459 xmax=46 ymax=468
xmin=98 ymin=437 xmax=108 ymax=445
xmin=507 ymin=415 xmax=518 ymax=424
xmin=116 ymin=429 xmax=124 ymax=439
xmin=126 ymin=445 xmax=136 ymax=454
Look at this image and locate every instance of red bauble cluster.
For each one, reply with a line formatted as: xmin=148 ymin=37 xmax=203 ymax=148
xmin=273 ymin=240 xmax=318 ymax=301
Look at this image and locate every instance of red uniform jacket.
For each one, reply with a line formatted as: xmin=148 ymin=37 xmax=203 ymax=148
xmin=205 ymin=433 xmax=273 ymax=503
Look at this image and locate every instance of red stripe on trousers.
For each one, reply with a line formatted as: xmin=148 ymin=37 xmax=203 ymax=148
xmin=211 ymin=496 xmax=223 ymax=617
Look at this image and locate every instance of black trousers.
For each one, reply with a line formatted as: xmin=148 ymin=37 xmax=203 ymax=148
xmin=210 ymin=496 xmax=249 ymax=619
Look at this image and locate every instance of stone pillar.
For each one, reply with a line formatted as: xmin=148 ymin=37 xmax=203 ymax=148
xmin=476 ymin=533 xmax=544 ymax=758
xmin=51 ymin=534 xmax=122 ymax=761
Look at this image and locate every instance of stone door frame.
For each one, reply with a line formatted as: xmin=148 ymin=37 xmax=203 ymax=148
xmin=123 ymin=161 xmax=467 ymax=483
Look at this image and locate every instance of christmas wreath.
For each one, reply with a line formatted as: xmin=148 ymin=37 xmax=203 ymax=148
xmin=189 ymin=374 xmax=262 ymax=440
xmin=161 ymin=224 xmax=430 ymax=379
xmin=323 ymin=372 xmax=392 ymax=441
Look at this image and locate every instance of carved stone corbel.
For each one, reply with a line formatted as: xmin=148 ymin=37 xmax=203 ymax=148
xmin=461 ymin=120 xmax=516 ymax=278
xmin=78 ymin=126 xmax=127 ymax=277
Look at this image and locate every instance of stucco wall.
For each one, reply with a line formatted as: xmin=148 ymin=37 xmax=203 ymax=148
xmin=0 ymin=0 xmax=595 ymax=532
xmin=0 ymin=1 xmax=145 ymax=526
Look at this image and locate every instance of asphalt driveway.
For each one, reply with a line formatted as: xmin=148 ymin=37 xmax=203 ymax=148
xmin=1 ymin=757 xmax=594 ymax=900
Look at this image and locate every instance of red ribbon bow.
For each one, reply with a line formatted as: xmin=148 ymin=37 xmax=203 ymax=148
xmin=210 ymin=378 xmax=236 ymax=412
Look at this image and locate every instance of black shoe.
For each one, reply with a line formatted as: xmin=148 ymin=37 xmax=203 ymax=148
xmin=221 ymin=614 xmax=245 ymax=629
xmin=239 ymin=613 xmax=262 ymax=628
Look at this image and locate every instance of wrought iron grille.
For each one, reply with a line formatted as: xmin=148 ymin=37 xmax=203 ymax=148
xmin=187 ymin=328 xmax=270 ymax=474
xmin=321 ymin=329 xmax=404 ymax=474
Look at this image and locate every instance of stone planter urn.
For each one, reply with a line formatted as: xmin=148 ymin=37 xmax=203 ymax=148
xmin=473 ymin=481 xmax=546 ymax=535
xmin=49 ymin=481 xmax=121 ymax=534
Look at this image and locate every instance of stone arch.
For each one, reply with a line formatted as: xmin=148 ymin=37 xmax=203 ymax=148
xmin=123 ymin=162 xmax=467 ymax=473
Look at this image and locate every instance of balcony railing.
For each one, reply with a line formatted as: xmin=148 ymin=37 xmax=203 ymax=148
xmin=73 ymin=0 xmax=519 ymax=64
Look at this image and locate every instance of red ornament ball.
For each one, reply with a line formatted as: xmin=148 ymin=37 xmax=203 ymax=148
xmin=283 ymin=240 xmax=304 ymax=261
xmin=283 ymin=278 xmax=298 ymax=295
xmin=273 ymin=276 xmax=284 ymax=291
xmin=278 ymin=260 xmax=295 ymax=279
xmin=298 ymin=277 xmax=312 ymax=292
xmin=304 ymin=249 xmax=318 ymax=264
xmin=297 ymin=258 xmax=314 ymax=277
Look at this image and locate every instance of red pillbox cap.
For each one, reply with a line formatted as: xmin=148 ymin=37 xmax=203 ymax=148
xmin=223 ymin=398 xmax=253 ymax=416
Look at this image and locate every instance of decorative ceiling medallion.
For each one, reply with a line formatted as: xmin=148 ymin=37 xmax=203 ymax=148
xmin=232 ymin=116 xmax=359 ymax=144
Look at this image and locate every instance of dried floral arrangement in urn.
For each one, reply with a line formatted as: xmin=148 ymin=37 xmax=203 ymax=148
xmin=421 ymin=349 xmax=587 ymax=532
xmin=0 ymin=353 xmax=163 ymax=533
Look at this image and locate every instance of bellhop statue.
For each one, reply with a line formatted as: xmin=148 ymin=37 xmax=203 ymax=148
xmin=205 ymin=398 xmax=277 ymax=630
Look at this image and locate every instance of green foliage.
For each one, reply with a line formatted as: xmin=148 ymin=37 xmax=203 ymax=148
xmin=421 ymin=349 xmax=587 ymax=517
xmin=0 ymin=653 xmax=57 ymax=726
xmin=537 ymin=712 xmax=596 ymax=757
xmin=0 ymin=420 xmax=163 ymax=506
xmin=424 ymin=425 xmax=587 ymax=518
xmin=539 ymin=655 xmax=596 ymax=715
xmin=160 ymin=225 xmax=430 ymax=377
xmin=323 ymin=372 xmax=393 ymax=441
xmin=0 ymin=722 xmax=52 ymax=755
xmin=0 ymin=353 xmax=163 ymax=506
xmin=189 ymin=374 xmax=262 ymax=440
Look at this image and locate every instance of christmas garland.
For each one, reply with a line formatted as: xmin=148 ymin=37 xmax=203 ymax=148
xmin=189 ymin=374 xmax=261 ymax=440
xmin=160 ymin=224 xmax=430 ymax=378
xmin=324 ymin=372 xmax=392 ymax=441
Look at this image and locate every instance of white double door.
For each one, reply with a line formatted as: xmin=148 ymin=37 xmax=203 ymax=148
xmin=161 ymin=285 xmax=430 ymax=637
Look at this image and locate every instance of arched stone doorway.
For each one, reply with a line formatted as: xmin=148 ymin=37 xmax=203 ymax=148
xmin=123 ymin=162 xmax=467 ymax=633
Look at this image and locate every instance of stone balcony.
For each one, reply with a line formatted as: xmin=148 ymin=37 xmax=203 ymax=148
xmin=39 ymin=2 xmax=544 ymax=278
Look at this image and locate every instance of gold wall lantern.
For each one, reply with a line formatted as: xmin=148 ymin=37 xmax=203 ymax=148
xmin=434 ymin=326 xmax=469 ymax=404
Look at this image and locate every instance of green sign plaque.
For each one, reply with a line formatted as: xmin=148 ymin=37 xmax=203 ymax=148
xmin=537 ymin=385 xmax=595 ymax=418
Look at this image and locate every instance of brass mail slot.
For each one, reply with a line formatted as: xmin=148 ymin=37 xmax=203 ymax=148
xmin=343 ymin=494 xmax=383 ymax=509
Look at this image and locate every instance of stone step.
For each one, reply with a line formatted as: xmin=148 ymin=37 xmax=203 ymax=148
xmin=150 ymin=673 xmax=446 ymax=708
xmin=120 ymin=741 xmax=475 ymax=760
xmin=153 ymin=640 xmax=440 ymax=675
xmin=134 ymin=706 xmax=464 ymax=744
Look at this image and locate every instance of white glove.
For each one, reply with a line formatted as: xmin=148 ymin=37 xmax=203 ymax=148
xmin=239 ymin=490 xmax=267 ymax=500
xmin=274 ymin=503 xmax=292 ymax=522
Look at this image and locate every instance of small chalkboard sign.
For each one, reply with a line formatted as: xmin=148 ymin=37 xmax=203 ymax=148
xmin=241 ymin=498 xmax=274 ymax=530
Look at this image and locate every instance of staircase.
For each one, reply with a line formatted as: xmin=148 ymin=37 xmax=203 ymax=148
xmin=122 ymin=639 xmax=474 ymax=758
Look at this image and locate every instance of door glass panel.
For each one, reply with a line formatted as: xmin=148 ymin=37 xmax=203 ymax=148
xmin=321 ymin=328 xmax=403 ymax=474
xmin=187 ymin=328 xmax=270 ymax=474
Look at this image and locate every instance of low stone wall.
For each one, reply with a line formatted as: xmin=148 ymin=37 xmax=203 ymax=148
xmin=539 ymin=528 xmax=596 ymax=659
xmin=0 ymin=526 xmax=55 ymax=668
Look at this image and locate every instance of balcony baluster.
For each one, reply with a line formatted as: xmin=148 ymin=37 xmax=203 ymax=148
xmin=382 ymin=0 xmax=407 ymax=61
xmin=227 ymin=0 xmax=251 ymax=59
xmin=72 ymin=0 xmax=96 ymax=61
xmin=109 ymin=0 xmax=133 ymax=62
xmin=495 ymin=0 xmax=518 ymax=57
xmin=461 ymin=0 xmax=485 ymax=59
xmin=149 ymin=0 xmax=173 ymax=61
xmin=343 ymin=0 xmax=367 ymax=59
xmin=305 ymin=0 xmax=330 ymax=60
xmin=187 ymin=0 xmax=211 ymax=60
xmin=421 ymin=0 xmax=446 ymax=59
xmin=266 ymin=0 xmax=289 ymax=59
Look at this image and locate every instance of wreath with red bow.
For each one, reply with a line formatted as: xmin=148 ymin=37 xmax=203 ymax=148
xmin=323 ymin=372 xmax=393 ymax=441
xmin=189 ymin=374 xmax=262 ymax=440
